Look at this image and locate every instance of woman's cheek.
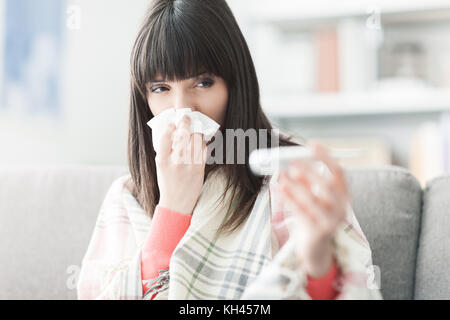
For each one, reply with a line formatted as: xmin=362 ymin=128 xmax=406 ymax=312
xmin=199 ymin=99 xmax=227 ymax=126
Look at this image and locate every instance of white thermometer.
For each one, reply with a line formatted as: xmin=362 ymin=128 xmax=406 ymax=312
xmin=249 ymin=146 xmax=365 ymax=176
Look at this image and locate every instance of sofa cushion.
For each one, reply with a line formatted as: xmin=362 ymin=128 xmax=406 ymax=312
xmin=0 ymin=165 xmax=129 ymax=300
xmin=345 ymin=166 xmax=423 ymax=300
xmin=414 ymin=175 xmax=450 ymax=299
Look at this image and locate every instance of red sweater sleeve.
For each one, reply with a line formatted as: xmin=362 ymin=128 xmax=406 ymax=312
xmin=141 ymin=205 xmax=192 ymax=296
xmin=306 ymin=256 xmax=340 ymax=300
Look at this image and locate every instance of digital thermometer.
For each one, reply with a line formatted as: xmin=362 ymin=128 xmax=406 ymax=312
xmin=249 ymin=146 xmax=365 ymax=176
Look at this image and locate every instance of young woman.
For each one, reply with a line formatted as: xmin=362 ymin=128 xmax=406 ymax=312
xmin=77 ymin=0 xmax=382 ymax=300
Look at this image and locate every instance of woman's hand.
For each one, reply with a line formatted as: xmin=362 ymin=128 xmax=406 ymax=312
xmin=277 ymin=142 xmax=350 ymax=278
xmin=155 ymin=115 xmax=207 ymax=215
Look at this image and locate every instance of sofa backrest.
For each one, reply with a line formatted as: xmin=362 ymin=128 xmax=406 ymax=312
xmin=0 ymin=165 xmax=129 ymax=300
xmin=414 ymin=176 xmax=450 ymax=299
xmin=345 ymin=167 xmax=423 ymax=300
xmin=0 ymin=165 xmax=441 ymax=299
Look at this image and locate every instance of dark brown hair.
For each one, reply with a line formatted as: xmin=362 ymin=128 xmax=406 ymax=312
xmin=128 ymin=0 xmax=300 ymax=236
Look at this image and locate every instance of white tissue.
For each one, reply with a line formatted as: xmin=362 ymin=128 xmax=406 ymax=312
xmin=147 ymin=108 xmax=221 ymax=152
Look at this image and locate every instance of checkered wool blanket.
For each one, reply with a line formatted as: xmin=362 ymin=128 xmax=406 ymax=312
xmin=77 ymin=167 xmax=383 ymax=300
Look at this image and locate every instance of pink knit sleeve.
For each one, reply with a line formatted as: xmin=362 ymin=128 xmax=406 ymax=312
xmin=306 ymin=256 xmax=340 ymax=300
xmin=141 ymin=205 xmax=192 ymax=296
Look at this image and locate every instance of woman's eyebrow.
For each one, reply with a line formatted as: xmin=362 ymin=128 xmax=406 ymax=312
xmin=148 ymin=72 xmax=211 ymax=84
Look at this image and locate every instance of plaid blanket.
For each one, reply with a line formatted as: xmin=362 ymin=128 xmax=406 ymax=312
xmin=77 ymin=167 xmax=383 ymax=300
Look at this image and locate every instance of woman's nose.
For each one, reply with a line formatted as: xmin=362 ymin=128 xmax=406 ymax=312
xmin=172 ymin=88 xmax=198 ymax=112
xmin=173 ymin=101 xmax=198 ymax=112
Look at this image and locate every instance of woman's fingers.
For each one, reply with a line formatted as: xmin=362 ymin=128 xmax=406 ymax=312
xmin=279 ymin=171 xmax=332 ymax=225
xmin=285 ymin=159 xmax=334 ymax=209
xmin=156 ymin=122 xmax=176 ymax=162
xmin=172 ymin=116 xmax=192 ymax=162
xmin=287 ymin=159 xmax=327 ymax=189
xmin=286 ymin=160 xmax=312 ymax=189
xmin=189 ymin=133 xmax=207 ymax=165
xmin=275 ymin=143 xmax=351 ymax=245
xmin=166 ymin=115 xmax=206 ymax=165
xmin=279 ymin=181 xmax=317 ymax=225
xmin=309 ymin=142 xmax=350 ymax=201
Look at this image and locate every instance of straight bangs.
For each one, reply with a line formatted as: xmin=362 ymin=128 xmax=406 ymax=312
xmin=131 ymin=5 xmax=233 ymax=102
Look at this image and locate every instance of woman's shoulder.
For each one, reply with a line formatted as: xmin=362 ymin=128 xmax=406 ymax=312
xmin=123 ymin=175 xmax=135 ymax=194
xmin=101 ymin=174 xmax=134 ymax=206
xmin=97 ymin=174 xmax=149 ymax=221
xmin=109 ymin=174 xmax=133 ymax=192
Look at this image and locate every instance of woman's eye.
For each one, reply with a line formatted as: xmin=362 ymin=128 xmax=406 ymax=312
xmin=197 ymin=78 xmax=214 ymax=88
xmin=151 ymin=86 xmax=168 ymax=93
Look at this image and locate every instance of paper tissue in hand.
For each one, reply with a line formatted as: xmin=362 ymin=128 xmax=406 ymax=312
xmin=147 ymin=108 xmax=221 ymax=152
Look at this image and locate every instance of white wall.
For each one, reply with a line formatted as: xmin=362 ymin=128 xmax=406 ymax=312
xmin=0 ymin=0 xmax=149 ymax=166
xmin=61 ymin=0 xmax=149 ymax=166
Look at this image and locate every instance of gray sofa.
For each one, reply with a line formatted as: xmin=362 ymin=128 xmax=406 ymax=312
xmin=0 ymin=165 xmax=448 ymax=300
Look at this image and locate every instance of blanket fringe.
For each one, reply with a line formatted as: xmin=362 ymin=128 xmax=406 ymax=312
xmin=143 ymin=269 xmax=170 ymax=300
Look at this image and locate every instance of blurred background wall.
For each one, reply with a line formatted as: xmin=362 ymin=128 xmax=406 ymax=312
xmin=0 ymin=0 xmax=449 ymax=186
xmin=0 ymin=0 xmax=149 ymax=166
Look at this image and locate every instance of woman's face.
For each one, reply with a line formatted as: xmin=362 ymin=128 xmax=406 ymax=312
xmin=146 ymin=72 xmax=228 ymax=128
